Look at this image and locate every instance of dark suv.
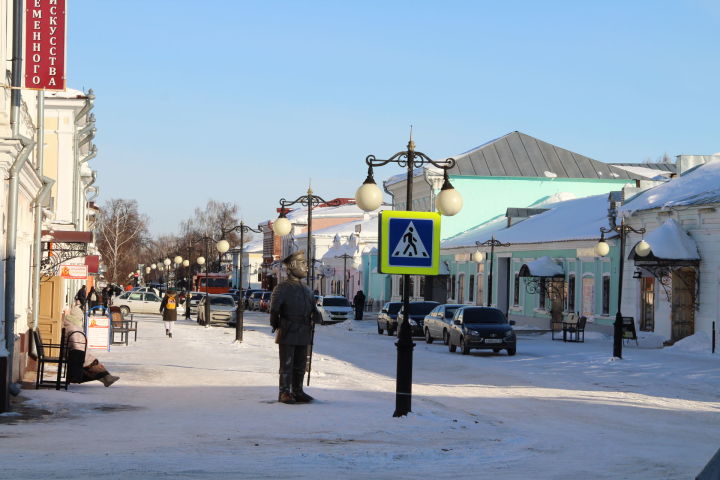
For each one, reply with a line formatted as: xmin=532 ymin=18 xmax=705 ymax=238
xmin=396 ymin=301 xmax=440 ymax=337
xmin=447 ymin=306 xmax=517 ymax=356
xmin=377 ymin=302 xmax=402 ymax=336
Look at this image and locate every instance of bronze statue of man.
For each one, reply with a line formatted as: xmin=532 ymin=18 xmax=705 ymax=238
xmin=269 ymin=251 xmax=317 ymax=404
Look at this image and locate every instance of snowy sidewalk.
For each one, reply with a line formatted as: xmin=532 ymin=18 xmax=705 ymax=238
xmin=1 ymin=312 xmax=719 ymax=479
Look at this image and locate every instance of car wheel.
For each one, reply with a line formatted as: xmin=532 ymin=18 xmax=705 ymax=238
xmin=425 ymin=328 xmax=433 ymax=344
xmin=448 ymin=339 xmax=457 ymax=353
xmin=119 ymin=306 xmax=130 ymax=316
xmin=387 ymin=326 xmax=394 ymax=336
xmin=493 ymin=348 xmax=501 ymax=353
xmin=377 ymin=322 xmax=384 ymax=335
xmin=461 ymin=337 xmax=470 ymax=355
xmin=442 ymin=330 xmax=449 ymax=345
xmin=507 ymin=347 xmax=517 ymax=356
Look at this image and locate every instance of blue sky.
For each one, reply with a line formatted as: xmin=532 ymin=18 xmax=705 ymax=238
xmin=68 ymin=0 xmax=720 ymax=235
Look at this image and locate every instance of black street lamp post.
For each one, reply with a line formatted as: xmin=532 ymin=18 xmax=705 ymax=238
xmin=596 ymin=218 xmax=646 ymax=359
xmin=354 ymin=135 xmax=462 ymax=417
xmin=474 ymin=236 xmax=512 ymax=307
xmin=220 ymin=222 xmax=263 ymax=342
xmin=335 ymin=253 xmax=353 ymax=298
xmin=273 ymin=188 xmax=341 ymax=290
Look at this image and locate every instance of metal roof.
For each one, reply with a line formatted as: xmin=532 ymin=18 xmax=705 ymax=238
xmin=447 ymin=131 xmax=646 ymax=180
xmin=610 ymin=162 xmax=677 ymax=173
xmin=505 ymin=208 xmax=548 ymax=218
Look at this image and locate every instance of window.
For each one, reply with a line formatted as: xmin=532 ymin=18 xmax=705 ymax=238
xmin=602 ymin=275 xmax=611 ymax=315
xmin=419 ymin=276 xmax=425 ymax=298
xmin=468 ymin=275 xmax=475 ymax=302
xmin=567 ymin=274 xmax=576 ymax=312
xmin=458 ymin=274 xmax=465 ymax=303
xmin=581 ymin=276 xmax=594 ymax=317
xmin=640 ymin=277 xmax=655 ymax=331
xmin=408 ymin=276 xmax=415 ymax=297
xmin=450 ymin=275 xmax=456 ymax=300
xmin=539 ymin=278 xmax=547 ymax=310
xmin=513 ymin=273 xmax=520 ymax=306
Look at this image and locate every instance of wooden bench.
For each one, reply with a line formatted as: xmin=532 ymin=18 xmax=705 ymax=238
xmin=563 ymin=315 xmax=587 ymax=343
xmin=552 ymin=313 xmax=576 ymax=340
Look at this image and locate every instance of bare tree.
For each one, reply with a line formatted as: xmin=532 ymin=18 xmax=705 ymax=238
xmin=96 ymin=199 xmax=149 ymax=284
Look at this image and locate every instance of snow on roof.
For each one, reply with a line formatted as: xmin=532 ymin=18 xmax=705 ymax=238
xmin=293 ymin=213 xmax=379 ymax=239
xmin=640 ymin=219 xmax=699 ymax=260
xmin=519 ymin=256 xmax=564 ymax=277
xmin=442 ymin=193 xmax=610 ymax=249
xmin=610 ymin=165 xmax=673 ymax=181
xmin=286 ymin=202 xmax=368 ymax=221
xmin=621 ymin=158 xmax=720 ymax=213
xmin=236 ymin=236 xmax=263 ymax=253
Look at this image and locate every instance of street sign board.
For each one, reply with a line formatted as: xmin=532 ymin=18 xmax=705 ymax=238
xmin=60 ymin=264 xmax=88 ymax=279
xmin=378 ymin=211 xmax=441 ymax=275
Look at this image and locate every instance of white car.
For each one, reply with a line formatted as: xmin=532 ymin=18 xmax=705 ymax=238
xmin=113 ymin=291 xmax=167 ymax=315
xmin=316 ymin=295 xmax=353 ymax=324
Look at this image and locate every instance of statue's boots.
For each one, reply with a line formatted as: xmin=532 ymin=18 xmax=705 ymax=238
xmin=293 ymin=371 xmax=314 ymax=403
xmin=278 ymin=392 xmax=296 ymax=404
xmin=279 ymin=370 xmax=295 ymax=403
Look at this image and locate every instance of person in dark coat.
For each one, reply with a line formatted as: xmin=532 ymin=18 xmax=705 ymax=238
xmin=269 ymin=251 xmax=318 ymax=404
xmin=75 ymin=285 xmax=87 ymax=310
xmin=353 ymin=290 xmax=366 ymax=320
xmin=159 ymin=288 xmax=179 ymax=338
xmin=101 ymin=286 xmax=111 ymax=315
xmin=87 ymin=287 xmax=100 ymax=314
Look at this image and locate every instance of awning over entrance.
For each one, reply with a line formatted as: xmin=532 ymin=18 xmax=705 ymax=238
xmin=42 ymin=229 xmax=93 ymax=243
xmin=519 ymin=256 xmax=564 ymax=277
xmin=629 ymin=219 xmax=700 ymax=264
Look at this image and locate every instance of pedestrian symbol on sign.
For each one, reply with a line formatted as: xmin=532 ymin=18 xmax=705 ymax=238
xmin=392 ymin=221 xmax=429 ymax=258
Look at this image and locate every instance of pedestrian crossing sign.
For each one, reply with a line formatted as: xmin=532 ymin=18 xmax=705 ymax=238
xmin=379 ymin=210 xmax=441 ymax=275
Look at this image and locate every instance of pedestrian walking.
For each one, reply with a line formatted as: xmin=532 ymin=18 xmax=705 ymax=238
xmin=353 ymin=290 xmax=366 ymax=320
xmin=75 ymin=284 xmax=87 ymax=310
xmin=269 ymin=251 xmax=318 ymax=404
xmin=160 ymin=288 xmax=179 ymax=338
xmin=87 ymin=287 xmax=100 ymax=314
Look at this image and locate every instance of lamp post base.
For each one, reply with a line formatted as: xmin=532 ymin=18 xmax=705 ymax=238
xmin=393 ymin=320 xmax=415 ymax=417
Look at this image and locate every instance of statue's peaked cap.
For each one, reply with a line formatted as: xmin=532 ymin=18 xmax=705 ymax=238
xmin=282 ymin=250 xmax=305 ymax=265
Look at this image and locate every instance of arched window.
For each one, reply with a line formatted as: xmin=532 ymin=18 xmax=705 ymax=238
xmin=513 ymin=273 xmax=520 ymax=306
xmin=468 ymin=275 xmax=475 ymax=303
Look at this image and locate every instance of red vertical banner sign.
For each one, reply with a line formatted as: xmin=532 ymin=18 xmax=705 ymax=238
xmin=24 ymin=0 xmax=67 ymax=90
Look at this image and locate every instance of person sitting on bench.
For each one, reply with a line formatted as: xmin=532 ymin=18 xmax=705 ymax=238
xmin=62 ymin=301 xmax=120 ymax=387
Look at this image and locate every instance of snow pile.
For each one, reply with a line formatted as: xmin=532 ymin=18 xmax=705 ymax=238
xmin=667 ymin=331 xmax=715 ymax=355
xmin=636 ymin=332 xmax=665 ymax=349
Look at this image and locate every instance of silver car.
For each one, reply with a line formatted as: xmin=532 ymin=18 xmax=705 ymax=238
xmin=197 ymin=294 xmax=237 ymax=326
xmin=316 ymin=295 xmax=353 ymax=324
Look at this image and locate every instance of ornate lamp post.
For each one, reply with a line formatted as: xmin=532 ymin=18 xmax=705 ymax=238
xmin=335 ymin=253 xmax=353 ymax=298
xmin=191 ymin=236 xmax=234 ymax=327
xmin=472 ymin=236 xmax=512 ymax=307
xmin=173 ymin=255 xmax=183 ymax=288
xmin=163 ymin=258 xmax=171 ymax=287
xmin=216 ymin=222 xmax=264 ymax=342
xmin=273 ymin=188 xmax=341 ymax=290
xmin=354 ymin=135 xmax=462 ymax=417
xmin=596 ymin=214 xmax=648 ymax=358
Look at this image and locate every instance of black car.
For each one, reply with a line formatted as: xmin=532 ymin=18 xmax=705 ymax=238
xmin=447 ymin=307 xmax=516 ymax=356
xmin=423 ymin=303 xmax=465 ymax=344
xmin=396 ymin=301 xmax=440 ymax=337
xmin=377 ymin=302 xmax=402 ymax=336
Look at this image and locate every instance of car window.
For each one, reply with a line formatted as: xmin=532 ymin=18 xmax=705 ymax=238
xmin=408 ymin=302 xmax=439 ymax=315
xmin=145 ymin=293 xmax=160 ymax=301
xmin=462 ymin=308 xmax=507 ymax=324
xmin=210 ymin=296 xmax=234 ymax=306
xmin=262 ymin=292 xmax=271 ymax=300
xmin=322 ymin=297 xmax=350 ymax=307
xmin=445 ymin=307 xmax=460 ymax=319
xmin=387 ymin=303 xmax=402 ymax=315
xmin=118 ymin=292 xmax=130 ymax=299
xmin=129 ymin=293 xmax=143 ymax=301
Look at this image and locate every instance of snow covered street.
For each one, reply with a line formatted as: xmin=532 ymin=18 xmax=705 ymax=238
xmin=2 ymin=312 xmax=719 ymax=479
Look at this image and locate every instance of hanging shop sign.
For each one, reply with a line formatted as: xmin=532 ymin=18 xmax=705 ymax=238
xmin=25 ymin=0 xmax=67 ymax=90
xmin=60 ymin=264 xmax=88 ymax=280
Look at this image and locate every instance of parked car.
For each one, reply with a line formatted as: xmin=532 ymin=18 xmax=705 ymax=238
xmin=396 ymin=301 xmax=440 ymax=337
xmin=447 ymin=306 xmax=517 ymax=356
xmin=377 ymin=302 xmax=403 ymax=336
xmin=187 ymin=291 xmax=205 ymax=315
xmin=113 ymin=291 xmax=165 ymax=316
xmin=197 ymin=294 xmax=237 ymax=326
xmin=316 ymin=295 xmax=353 ymax=324
xmin=248 ymin=290 xmax=267 ymax=311
xmin=423 ymin=303 xmax=465 ymax=345
xmin=244 ymin=289 xmax=262 ymax=309
xmin=259 ymin=291 xmax=272 ymax=312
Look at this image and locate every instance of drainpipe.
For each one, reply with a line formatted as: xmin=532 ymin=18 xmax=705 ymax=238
xmin=31 ymin=177 xmax=55 ymax=330
xmin=3 ymin=135 xmax=35 ymax=396
xmin=72 ymin=92 xmax=95 ymax=227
